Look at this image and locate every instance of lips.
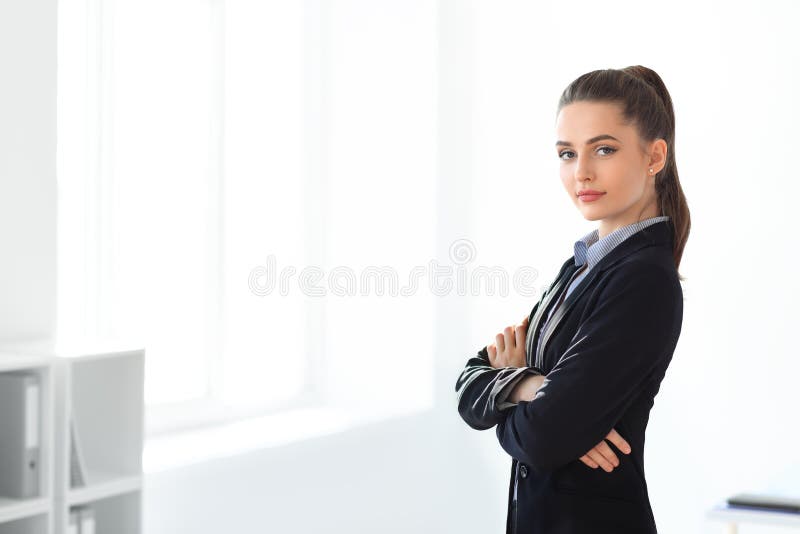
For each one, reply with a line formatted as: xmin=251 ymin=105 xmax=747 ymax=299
xmin=577 ymin=191 xmax=605 ymax=203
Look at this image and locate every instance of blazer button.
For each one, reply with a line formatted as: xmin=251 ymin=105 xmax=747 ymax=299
xmin=519 ymin=464 xmax=528 ymax=478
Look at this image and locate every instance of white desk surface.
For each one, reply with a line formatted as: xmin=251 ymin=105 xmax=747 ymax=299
xmin=707 ymin=502 xmax=800 ymax=527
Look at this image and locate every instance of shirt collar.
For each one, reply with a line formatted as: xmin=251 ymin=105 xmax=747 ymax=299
xmin=573 ymin=215 xmax=670 ymax=268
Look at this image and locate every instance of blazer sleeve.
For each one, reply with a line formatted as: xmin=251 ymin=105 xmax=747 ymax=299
xmin=455 ymin=299 xmax=547 ymax=431
xmin=495 ymin=262 xmax=683 ymax=475
xmin=455 ymin=346 xmax=545 ymax=430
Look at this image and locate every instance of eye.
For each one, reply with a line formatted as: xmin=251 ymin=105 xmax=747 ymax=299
xmin=557 ymin=146 xmax=617 ymax=160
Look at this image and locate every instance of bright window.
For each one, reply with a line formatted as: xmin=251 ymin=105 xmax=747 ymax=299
xmin=57 ymin=0 xmax=437 ymax=437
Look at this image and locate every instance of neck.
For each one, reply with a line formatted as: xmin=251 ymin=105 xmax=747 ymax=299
xmin=598 ymin=205 xmax=661 ymax=239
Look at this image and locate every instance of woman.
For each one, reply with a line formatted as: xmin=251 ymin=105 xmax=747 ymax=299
xmin=455 ymin=66 xmax=690 ymax=534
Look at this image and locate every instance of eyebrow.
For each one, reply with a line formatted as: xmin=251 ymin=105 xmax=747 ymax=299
xmin=555 ymin=134 xmax=620 ymax=148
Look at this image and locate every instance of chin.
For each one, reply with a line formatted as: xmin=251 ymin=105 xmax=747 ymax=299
xmin=576 ymin=207 xmax=604 ymax=221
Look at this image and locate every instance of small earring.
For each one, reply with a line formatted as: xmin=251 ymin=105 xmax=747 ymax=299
xmin=649 ymin=168 xmax=654 ymax=174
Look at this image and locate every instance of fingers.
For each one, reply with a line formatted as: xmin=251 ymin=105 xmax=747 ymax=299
xmin=580 ymin=429 xmax=632 ymax=473
xmin=503 ymin=326 xmax=515 ymax=352
xmin=487 ymin=343 xmax=497 ymax=365
xmin=493 ymin=318 xmax=530 ymax=367
xmin=514 ymin=321 xmax=527 ymax=351
xmin=585 ymin=447 xmax=617 ymax=473
xmin=495 ymin=332 xmax=505 ymax=353
xmin=594 ymin=440 xmax=620 ymax=471
xmin=497 ymin=325 xmax=516 ymax=352
xmin=605 ymin=428 xmax=632 ymax=455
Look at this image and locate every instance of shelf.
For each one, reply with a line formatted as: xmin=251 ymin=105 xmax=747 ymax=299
xmin=66 ymin=472 xmax=142 ymax=507
xmin=67 ymin=492 xmax=140 ymax=534
xmin=0 ymin=341 xmax=144 ymax=533
xmin=0 ymin=353 xmax=53 ymax=374
xmin=0 ymin=499 xmax=50 ymax=524
xmin=0 ymin=340 xmax=144 ymax=362
xmin=0 ymin=360 xmax=53 ymax=532
xmin=0 ymin=513 xmax=48 ymax=534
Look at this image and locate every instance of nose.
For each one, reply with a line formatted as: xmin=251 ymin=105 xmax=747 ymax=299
xmin=574 ymin=157 xmax=594 ymax=184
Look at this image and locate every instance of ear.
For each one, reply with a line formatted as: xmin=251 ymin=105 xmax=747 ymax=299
xmin=647 ymin=138 xmax=668 ymax=174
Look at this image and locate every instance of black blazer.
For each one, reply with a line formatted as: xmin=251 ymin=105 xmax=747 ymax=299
xmin=455 ymin=219 xmax=683 ymax=534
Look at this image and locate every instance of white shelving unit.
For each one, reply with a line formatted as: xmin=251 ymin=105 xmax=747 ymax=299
xmin=0 ymin=352 xmax=54 ymax=534
xmin=0 ymin=341 xmax=145 ymax=534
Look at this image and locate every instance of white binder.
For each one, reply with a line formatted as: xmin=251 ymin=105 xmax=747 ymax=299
xmin=80 ymin=505 xmax=96 ymax=534
xmin=0 ymin=371 xmax=40 ymax=498
xmin=68 ymin=508 xmax=80 ymax=534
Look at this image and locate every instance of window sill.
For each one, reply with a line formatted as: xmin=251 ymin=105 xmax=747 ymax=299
xmin=142 ymin=404 xmax=422 ymax=474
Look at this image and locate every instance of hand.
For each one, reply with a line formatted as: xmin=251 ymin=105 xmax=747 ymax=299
xmin=579 ymin=428 xmax=632 ymax=472
xmin=488 ymin=315 xmax=530 ymax=369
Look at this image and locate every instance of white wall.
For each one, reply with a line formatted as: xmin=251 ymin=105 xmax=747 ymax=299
xmin=142 ymin=2 xmax=514 ymax=533
xmin=0 ymin=0 xmax=57 ymax=340
xmin=4 ymin=0 xmax=800 ymax=533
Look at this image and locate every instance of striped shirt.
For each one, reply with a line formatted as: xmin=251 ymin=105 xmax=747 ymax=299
xmin=533 ymin=215 xmax=670 ymax=361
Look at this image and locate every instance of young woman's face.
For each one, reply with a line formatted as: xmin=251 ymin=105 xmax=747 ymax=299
xmin=555 ymin=101 xmax=665 ymax=237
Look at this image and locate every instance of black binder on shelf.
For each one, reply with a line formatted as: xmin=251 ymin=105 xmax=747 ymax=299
xmin=0 ymin=371 xmax=41 ymax=499
xmin=726 ymin=492 xmax=800 ymax=514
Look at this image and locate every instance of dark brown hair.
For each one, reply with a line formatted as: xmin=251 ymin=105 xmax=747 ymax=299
xmin=557 ymin=66 xmax=690 ymax=280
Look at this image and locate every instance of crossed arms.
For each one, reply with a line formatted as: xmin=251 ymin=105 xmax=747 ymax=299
xmin=454 ymin=263 xmax=682 ymax=476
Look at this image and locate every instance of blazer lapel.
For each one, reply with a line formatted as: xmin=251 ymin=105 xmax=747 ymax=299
xmin=534 ymin=220 xmax=674 ymax=369
xmin=526 ymin=257 xmax=580 ymax=368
